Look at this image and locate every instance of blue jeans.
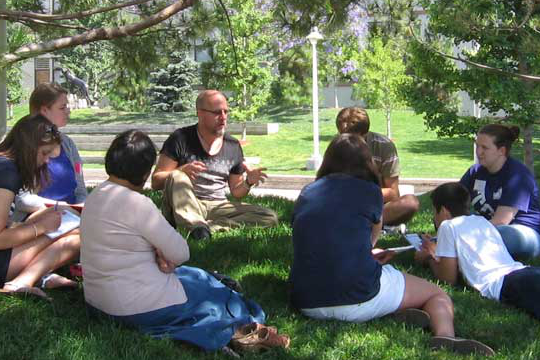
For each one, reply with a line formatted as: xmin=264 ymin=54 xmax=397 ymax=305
xmin=497 ymin=224 xmax=540 ymax=258
xmin=500 ymin=267 xmax=540 ymax=320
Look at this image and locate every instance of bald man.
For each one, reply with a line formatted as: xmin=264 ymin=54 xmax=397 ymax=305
xmin=151 ymin=90 xmax=277 ymax=240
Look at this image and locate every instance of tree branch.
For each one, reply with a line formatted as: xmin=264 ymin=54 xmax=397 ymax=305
xmin=409 ymin=25 xmax=540 ymax=82
xmin=216 ymin=0 xmax=240 ymax=76
xmin=1 ymin=0 xmax=196 ymax=68
xmin=0 ymin=0 xmax=153 ymax=22
xmin=14 ymin=17 xmax=88 ymax=31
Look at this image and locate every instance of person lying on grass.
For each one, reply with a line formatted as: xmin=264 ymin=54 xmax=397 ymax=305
xmin=80 ymin=130 xmax=289 ymax=353
xmin=416 ymin=182 xmax=540 ymax=321
xmin=0 ymin=114 xmax=80 ymax=299
xmin=289 ymin=133 xmax=494 ymax=356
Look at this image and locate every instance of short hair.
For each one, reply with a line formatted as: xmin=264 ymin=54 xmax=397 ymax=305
xmin=317 ymin=133 xmax=380 ymax=186
xmin=430 ymin=182 xmax=471 ymax=217
xmin=105 ymin=130 xmax=157 ymax=187
xmin=195 ymin=90 xmax=225 ymax=110
xmin=336 ymin=107 xmax=370 ymax=135
xmin=0 ymin=114 xmax=61 ymax=191
xmin=29 ymin=83 xmax=68 ymax=115
xmin=478 ymin=123 xmax=520 ymax=155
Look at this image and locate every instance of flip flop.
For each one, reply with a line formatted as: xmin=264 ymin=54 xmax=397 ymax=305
xmin=393 ymin=308 xmax=431 ymax=329
xmin=430 ymin=336 xmax=495 ymax=356
xmin=1 ymin=283 xmax=53 ymax=302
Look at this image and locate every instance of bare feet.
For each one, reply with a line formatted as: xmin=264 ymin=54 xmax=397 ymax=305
xmin=40 ymin=273 xmax=77 ymax=289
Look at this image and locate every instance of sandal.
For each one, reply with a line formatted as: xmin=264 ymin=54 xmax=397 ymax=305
xmin=232 ymin=323 xmax=278 ymax=340
xmin=230 ymin=325 xmax=290 ymax=352
xmin=38 ymin=273 xmax=77 ymax=290
xmin=393 ymin=308 xmax=431 ymax=329
xmin=1 ymin=282 xmax=52 ymax=302
xmin=430 ymin=336 xmax=495 ymax=356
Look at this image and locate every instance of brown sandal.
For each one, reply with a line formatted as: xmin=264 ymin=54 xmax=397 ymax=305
xmin=230 ymin=324 xmax=290 ymax=352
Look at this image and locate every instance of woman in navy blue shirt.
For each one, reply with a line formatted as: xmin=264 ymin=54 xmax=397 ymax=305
xmin=461 ymin=124 xmax=540 ymax=258
xmin=290 ymin=134 xmax=492 ymax=355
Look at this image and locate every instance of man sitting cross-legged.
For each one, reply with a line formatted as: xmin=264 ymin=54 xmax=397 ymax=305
xmin=151 ymin=90 xmax=278 ymax=240
xmin=416 ymin=182 xmax=540 ymax=320
xmin=335 ymin=107 xmax=419 ymax=226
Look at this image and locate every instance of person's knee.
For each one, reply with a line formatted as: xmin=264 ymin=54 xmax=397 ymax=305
xmin=402 ymin=194 xmax=420 ymax=214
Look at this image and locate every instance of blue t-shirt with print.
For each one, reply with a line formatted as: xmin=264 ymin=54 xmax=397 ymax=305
xmin=460 ymin=157 xmax=540 ymax=234
xmin=290 ymin=173 xmax=383 ymax=309
xmin=38 ymin=147 xmax=77 ymax=204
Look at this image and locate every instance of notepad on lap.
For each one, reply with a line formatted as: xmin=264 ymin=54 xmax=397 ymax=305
xmin=45 ymin=210 xmax=80 ymax=239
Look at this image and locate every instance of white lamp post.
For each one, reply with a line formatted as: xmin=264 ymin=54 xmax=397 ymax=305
xmin=306 ymin=27 xmax=323 ymax=170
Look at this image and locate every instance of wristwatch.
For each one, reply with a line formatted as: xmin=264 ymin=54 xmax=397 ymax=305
xmin=244 ymin=178 xmax=255 ymax=189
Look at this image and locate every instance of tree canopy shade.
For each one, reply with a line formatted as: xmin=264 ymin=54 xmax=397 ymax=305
xmin=404 ymin=0 xmax=540 ymax=170
xmin=0 ymin=0 xmax=195 ymax=68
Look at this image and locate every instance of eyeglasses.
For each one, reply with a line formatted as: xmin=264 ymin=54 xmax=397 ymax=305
xmin=199 ymin=108 xmax=229 ymax=116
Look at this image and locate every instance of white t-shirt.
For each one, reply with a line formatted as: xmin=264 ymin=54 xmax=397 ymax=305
xmin=435 ymin=215 xmax=526 ymax=300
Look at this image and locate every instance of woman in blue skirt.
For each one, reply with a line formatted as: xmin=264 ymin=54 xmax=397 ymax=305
xmin=80 ymin=130 xmax=288 ymax=352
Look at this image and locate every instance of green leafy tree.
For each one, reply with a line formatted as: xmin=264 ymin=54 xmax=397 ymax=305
xmin=205 ymin=0 xmax=274 ymax=139
xmin=404 ymin=0 xmax=540 ymax=171
xmin=147 ymin=52 xmax=199 ymax=112
xmin=354 ymin=37 xmax=411 ymax=139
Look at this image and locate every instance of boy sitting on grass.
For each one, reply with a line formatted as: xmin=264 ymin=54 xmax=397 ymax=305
xmin=416 ymin=182 xmax=540 ymax=320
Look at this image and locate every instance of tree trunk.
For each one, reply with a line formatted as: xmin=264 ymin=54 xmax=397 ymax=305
xmin=333 ymin=75 xmax=339 ymax=108
xmin=242 ymin=83 xmax=248 ymax=141
xmin=242 ymin=122 xmax=247 ymax=141
xmin=523 ymin=123 xmax=534 ymax=173
xmin=386 ymin=109 xmax=392 ymax=139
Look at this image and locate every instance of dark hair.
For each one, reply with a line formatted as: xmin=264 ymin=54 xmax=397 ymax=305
xmin=105 ymin=130 xmax=156 ymax=187
xmin=336 ymin=107 xmax=370 ymax=135
xmin=316 ymin=133 xmax=380 ymax=186
xmin=0 ymin=114 xmax=61 ymax=191
xmin=430 ymin=182 xmax=471 ymax=217
xmin=29 ymin=83 xmax=68 ymax=115
xmin=478 ymin=124 xmax=520 ymax=155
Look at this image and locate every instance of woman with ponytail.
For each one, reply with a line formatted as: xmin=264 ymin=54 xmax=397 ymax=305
xmin=460 ymin=124 xmax=540 ymax=258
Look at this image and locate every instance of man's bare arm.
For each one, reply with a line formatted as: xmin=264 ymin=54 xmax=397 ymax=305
xmin=381 ymin=176 xmax=400 ymax=203
xmin=151 ymin=154 xmax=179 ymax=190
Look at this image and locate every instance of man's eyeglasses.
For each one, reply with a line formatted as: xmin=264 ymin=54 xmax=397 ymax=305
xmin=199 ymin=108 xmax=229 ymax=116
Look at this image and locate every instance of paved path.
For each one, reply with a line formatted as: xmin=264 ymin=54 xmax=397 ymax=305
xmin=84 ymin=169 xmax=457 ymax=201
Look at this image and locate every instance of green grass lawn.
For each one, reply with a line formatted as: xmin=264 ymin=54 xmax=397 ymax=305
xmin=2 ymin=193 xmax=540 ymax=360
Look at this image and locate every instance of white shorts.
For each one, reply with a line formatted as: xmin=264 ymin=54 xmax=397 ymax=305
xmin=301 ymin=264 xmax=405 ymax=323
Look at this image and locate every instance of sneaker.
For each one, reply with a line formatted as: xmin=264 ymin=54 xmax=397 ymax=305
xmin=382 ymin=223 xmax=407 ymax=235
xmin=393 ymin=308 xmax=431 ymax=329
xmin=190 ymin=226 xmax=211 ymax=240
xmin=430 ymin=336 xmax=495 ymax=356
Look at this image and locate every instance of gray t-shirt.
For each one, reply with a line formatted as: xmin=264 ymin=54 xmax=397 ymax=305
xmin=160 ymin=124 xmax=245 ymax=201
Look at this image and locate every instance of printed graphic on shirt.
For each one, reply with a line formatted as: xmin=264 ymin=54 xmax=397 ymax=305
xmin=472 ymin=180 xmax=496 ymax=218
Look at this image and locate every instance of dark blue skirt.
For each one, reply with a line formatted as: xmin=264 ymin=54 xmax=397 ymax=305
xmin=88 ymin=266 xmax=265 ymax=351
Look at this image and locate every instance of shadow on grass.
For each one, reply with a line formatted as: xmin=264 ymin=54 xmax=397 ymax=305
xmin=403 ymin=138 xmax=473 ymax=159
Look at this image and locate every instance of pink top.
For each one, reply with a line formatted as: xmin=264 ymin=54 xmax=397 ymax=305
xmin=81 ymin=181 xmax=190 ymax=316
